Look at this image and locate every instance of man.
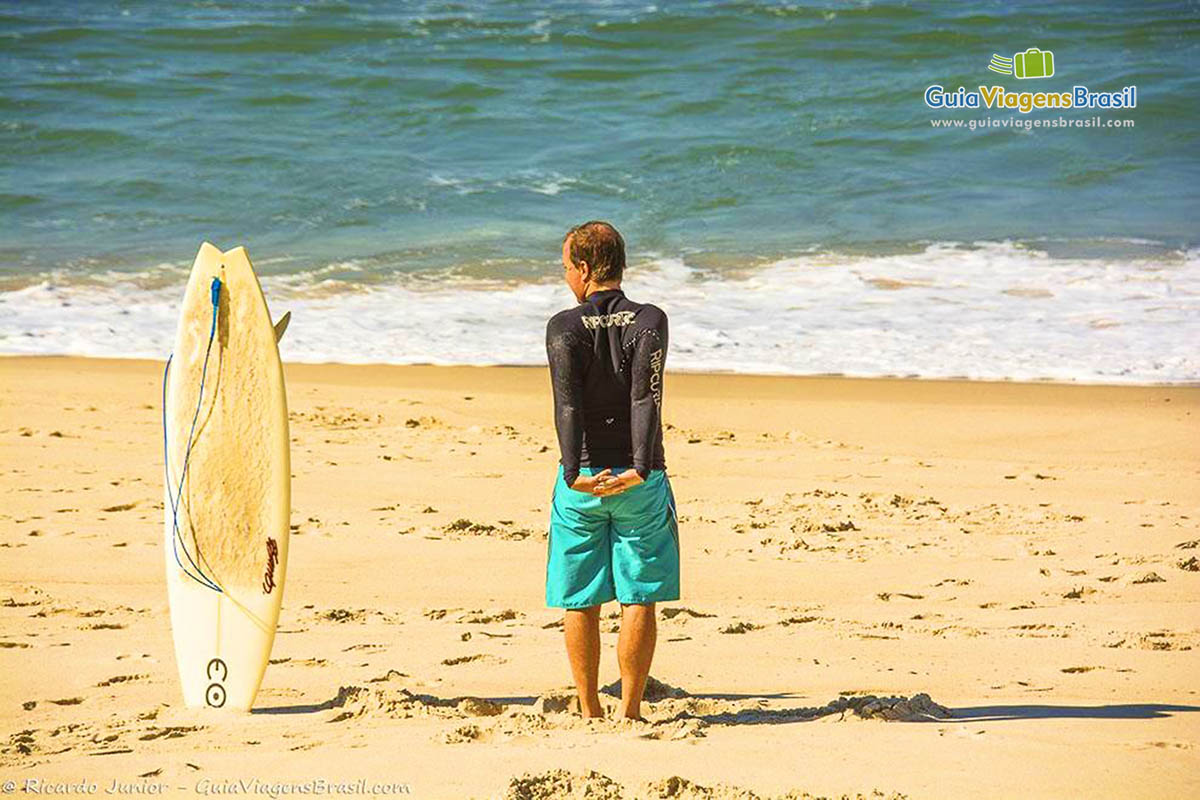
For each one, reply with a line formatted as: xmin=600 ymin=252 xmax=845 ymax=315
xmin=544 ymin=220 xmax=679 ymax=721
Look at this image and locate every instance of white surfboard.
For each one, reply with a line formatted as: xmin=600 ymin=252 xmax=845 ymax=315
xmin=163 ymin=242 xmax=290 ymax=711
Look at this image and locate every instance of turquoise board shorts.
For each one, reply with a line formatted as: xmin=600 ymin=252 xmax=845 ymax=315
xmin=546 ymin=465 xmax=680 ymax=609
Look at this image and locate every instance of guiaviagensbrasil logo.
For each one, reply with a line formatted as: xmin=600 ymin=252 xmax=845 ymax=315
xmin=988 ymin=48 xmax=1054 ymax=79
xmin=925 ymin=48 xmax=1136 ymax=114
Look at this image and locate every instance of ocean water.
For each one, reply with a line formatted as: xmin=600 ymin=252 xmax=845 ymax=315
xmin=2 ymin=1 xmax=1198 ymax=383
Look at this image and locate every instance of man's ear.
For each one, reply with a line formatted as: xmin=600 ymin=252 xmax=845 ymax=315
xmin=577 ymin=260 xmax=590 ymax=283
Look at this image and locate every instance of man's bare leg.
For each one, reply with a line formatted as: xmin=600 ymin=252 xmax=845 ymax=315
xmin=564 ymin=605 xmax=603 ymax=718
xmin=617 ymin=602 xmax=656 ymax=720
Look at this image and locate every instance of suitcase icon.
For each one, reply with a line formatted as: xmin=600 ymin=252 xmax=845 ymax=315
xmin=1013 ymin=48 xmax=1054 ymax=79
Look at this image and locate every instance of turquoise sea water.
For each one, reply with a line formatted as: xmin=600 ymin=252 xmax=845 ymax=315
xmin=2 ymin=1 xmax=1198 ymax=381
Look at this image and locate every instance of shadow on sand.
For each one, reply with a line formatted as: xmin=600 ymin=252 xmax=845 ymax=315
xmin=252 ymin=687 xmax=1200 ymax=725
xmin=674 ymin=698 xmax=1200 ymax=726
xmin=948 ymin=703 xmax=1200 ymax=722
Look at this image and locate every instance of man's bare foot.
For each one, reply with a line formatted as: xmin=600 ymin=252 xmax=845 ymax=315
xmin=616 ymin=700 xmax=648 ymax=722
xmin=617 ymin=701 xmax=644 ymax=720
xmin=579 ymin=694 xmax=605 ymax=718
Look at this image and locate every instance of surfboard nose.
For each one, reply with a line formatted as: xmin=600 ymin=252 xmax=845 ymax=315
xmin=196 ymin=241 xmax=222 ymax=258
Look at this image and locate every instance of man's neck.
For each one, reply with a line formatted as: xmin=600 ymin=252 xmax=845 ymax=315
xmin=584 ymin=283 xmax=622 ymax=299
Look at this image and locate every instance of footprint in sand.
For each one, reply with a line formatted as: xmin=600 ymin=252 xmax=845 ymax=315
xmin=137 ymin=726 xmax=202 ymax=741
xmin=458 ymin=609 xmax=522 ymax=624
xmin=97 ymin=674 xmax=147 ymax=687
xmin=442 ymin=519 xmax=538 ymax=541
xmin=441 ymin=654 xmax=505 ymax=667
xmin=876 ymin=592 xmax=925 ymax=601
xmin=660 ymin=607 xmax=716 ymax=621
xmin=442 ymin=724 xmax=492 ymax=744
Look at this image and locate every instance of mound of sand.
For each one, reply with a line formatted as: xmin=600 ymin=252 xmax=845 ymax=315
xmin=828 ymin=692 xmax=951 ymax=722
xmin=601 ymin=675 xmax=689 ymax=702
xmin=504 ymin=770 xmax=910 ymax=800
xmin=505 ymin=769 xmax=624 ymax=800
xmin=324 ymin=684 xmax=503 ymax=723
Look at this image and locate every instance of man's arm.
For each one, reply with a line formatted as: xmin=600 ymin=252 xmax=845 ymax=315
xmin=629 ymin=311 xmax=668 ymax=480
xmin=546 ymin=319 xmax=586 ymax=488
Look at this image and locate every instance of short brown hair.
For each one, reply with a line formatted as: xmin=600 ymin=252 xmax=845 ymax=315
xmin=564 ymin=220 xmax=625 ymax=283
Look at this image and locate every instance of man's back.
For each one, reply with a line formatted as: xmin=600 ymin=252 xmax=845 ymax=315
xmin=545 ymin=288 xmax=668 ymax=487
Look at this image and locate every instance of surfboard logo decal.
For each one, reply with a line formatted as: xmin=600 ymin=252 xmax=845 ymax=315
xmin=262 ymin=537 xmax=279 ymax=594
xmin=582 ymin=310 xmax=636 ymax=330
xmin=649 ymin=348 xmax=664 ymax=407
xmin=205 ymin=658 xmax=227 ymax=708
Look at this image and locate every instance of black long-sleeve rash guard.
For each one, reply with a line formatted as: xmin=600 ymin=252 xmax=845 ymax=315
xmin=546 ymin=288 xmax=668 ymax=488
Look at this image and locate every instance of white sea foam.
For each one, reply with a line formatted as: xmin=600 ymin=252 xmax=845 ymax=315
xmin=1 ymin=242 xmax=1197 ymax=384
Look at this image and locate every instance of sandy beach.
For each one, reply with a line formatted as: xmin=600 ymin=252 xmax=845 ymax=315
xmin=1 ymin=355 xmax=1197 ymax=799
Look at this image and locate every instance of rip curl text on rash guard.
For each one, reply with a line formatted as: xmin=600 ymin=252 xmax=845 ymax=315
xmin=545 ymin=288 xmax=668 ymax=487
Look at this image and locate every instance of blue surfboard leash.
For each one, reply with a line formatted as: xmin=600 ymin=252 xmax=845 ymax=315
xmin=162 ymin=276 xmax=224 ymax=593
